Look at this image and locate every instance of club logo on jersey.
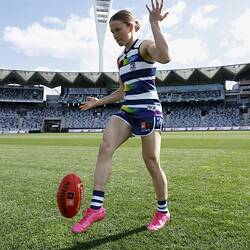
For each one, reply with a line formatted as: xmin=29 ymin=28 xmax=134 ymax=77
xmin=129 ymin=54 xmax=139 ymax=62
xmin=130 ymin=62 xmax=136 ymax=71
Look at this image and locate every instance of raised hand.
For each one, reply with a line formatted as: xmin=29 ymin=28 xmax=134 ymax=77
xmin=146 ymin=0 xmax=169 ymax=24
xmin=79 ymin=96 xmax=99 ymax=111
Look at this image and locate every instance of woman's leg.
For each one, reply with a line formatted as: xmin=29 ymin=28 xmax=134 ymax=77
xmin=72 ymin=116 xmax=132 ymax=234
xmin=141 ymin=131 xmax=170 ymax=231
xmin=141 ymin=131 xmax=168 ymax=200
xmin=93 ymin=116 xmax=132 ymax=191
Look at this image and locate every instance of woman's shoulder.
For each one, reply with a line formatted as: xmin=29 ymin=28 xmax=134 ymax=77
xmin=139 ymin=39 xmax=155 ymax=63
xmin=139 ymin=39 xmax=154 ymax=49
xmin=133 ymin=39 xmax=153 ymax=48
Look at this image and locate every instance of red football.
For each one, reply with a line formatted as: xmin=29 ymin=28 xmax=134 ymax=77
xmin=57 ymin=173 xmax=84 ymax=218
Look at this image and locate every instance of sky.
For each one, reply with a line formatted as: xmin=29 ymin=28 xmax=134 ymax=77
xmin=0 ymin=0 xmax=250 ymax=74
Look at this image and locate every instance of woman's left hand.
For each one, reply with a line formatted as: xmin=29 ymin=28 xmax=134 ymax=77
xmin=146 ymin=0 xmax=169 ymax=24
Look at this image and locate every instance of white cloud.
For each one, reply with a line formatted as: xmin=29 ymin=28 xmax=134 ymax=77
xmin=137 ymin=14 xmax=153 ymax=39
xmin=2 ymin=4 xmax=209 ymax=72
xmin=164 ymin=0 xmax=186 ymax=28
xmin=189 ymin=4 xmax=218 ymax=29
xmin=34 ymin=66 xmax=63 ymax=72
xmin=168 ymin=38 xmax=209 ymax=65
xmin=34 ymin=66 xmax=51 ymax=71
xmin=219 ymin=39 xmax=229 ymax=49
xmin=208 ymin=59 xmax=222 ymax=67
xmin=3 ymin=15 xmax=97 ymax=60
xmin=140 ymin=1 xmax=186 ymax=30
xmin=136 ymin=1 xmax=187 ymax=42
xmin=42 ymin=16 xmax=64 ymax=26
xmin=224 ymin=9 xmax=250 ymax=59
xmin=3 ymin=7 xmax=123 ymax=72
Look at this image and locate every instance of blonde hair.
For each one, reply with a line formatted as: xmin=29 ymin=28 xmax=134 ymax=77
xmin=109 ymin=10 xmax=141 ymax=32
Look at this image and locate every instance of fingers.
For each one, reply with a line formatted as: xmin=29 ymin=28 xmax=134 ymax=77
xmin=151 ymin=0 xmax=155 ymax=10
xmin=162 ymin=11 xmax=169 ymax=20
xmin=148 ymin=0 xmax=165 ymax=13
xmin=79 ymin=104 xmax=89 ymax=111
xmin=79 ymin=102 xmax=89 ymax=110
xmin=146 ymin=4 xmax=151 ymax=12
xmin=79 ymin=103 xmax=86 ymax=110
xmin=156 ymin=0 xmax=159 ymax=9
xmin=159 ymin=0 xmax=164 ymax=12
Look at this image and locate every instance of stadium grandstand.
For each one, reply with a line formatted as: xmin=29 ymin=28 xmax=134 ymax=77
xmin=0 ymin=63 xmax=250 ymax=133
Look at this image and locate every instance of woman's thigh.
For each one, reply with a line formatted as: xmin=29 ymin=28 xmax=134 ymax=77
xmin=141 ymin=131 xmax=161 ymax=161
xmin=101 ymin=115 xmax=132 ymax=152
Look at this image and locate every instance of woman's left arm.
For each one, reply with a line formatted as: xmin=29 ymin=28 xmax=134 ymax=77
xmin=145 ymin=0 xmax=170 ymax=64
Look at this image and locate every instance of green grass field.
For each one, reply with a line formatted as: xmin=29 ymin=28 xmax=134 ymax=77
xmin=0 ymin=131 xmax=249 ymax=250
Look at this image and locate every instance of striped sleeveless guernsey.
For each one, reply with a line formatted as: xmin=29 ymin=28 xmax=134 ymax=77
xmin=118 ymin=39 xmax=163 ymax=118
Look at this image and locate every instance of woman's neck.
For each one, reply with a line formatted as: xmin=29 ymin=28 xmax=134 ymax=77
xmin=125 ymin=37 xmax=136 ymax=51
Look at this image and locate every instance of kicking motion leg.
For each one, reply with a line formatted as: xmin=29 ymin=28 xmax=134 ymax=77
xmin=72 ymin=116 xmax=132 ymax=233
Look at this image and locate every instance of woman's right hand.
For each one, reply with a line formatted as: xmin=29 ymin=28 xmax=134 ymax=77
xmin=79 ymin=96 xmax=99 ymax=111
xmin=146 ymin=0 xmax=169 ymax=24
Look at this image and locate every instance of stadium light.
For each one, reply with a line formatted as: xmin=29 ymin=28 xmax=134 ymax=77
xmin=93 ymin=0 xmax=113 ymax=72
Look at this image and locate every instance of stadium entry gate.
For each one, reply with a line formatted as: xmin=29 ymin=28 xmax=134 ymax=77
xmin=43 ymin=119 xmax=62 ymax=132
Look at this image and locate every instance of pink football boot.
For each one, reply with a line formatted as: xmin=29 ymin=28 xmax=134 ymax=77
xmin=147 ymin=211 xmax=170 ymax=232
xmin=71 ymin=207 xmax=106 ymax=234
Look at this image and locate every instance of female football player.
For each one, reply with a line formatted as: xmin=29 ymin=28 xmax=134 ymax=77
xmin=72 ymin=0 xmax=171 ymax=233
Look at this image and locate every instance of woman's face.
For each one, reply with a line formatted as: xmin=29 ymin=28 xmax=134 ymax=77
xmin=110 ymin=20 xmax=132 ymax=46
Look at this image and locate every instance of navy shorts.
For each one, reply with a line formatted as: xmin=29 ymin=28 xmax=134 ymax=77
xmin=112 ymin=110 xmax=163 ymax=136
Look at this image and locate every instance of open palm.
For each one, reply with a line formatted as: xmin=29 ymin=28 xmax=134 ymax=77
xmin=79 ymin=96 xmax=99 ymax=111
xmin=146 ymin=0 xmax=169 ymax=23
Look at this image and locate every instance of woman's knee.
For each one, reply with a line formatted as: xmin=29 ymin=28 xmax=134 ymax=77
xmin=144 ymin=157 xmax=165 ymax=178
xmin=99 ymin=139 xmax=115 ymax=157
xmin=143 ymin=155 xmax=160 ymax=170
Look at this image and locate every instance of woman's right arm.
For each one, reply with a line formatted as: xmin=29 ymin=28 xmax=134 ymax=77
xmin=79 ymin=80 xmax=125 ymax=111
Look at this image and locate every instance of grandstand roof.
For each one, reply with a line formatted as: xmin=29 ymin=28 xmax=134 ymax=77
xmin=0 ymin=63 xmax=249 ymax=88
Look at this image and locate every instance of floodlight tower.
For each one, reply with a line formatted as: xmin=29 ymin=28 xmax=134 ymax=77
xmin=93 ymin=0 xmax=113 ymax=72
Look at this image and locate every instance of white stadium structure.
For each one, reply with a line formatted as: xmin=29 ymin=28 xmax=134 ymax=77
xmin=93 ymin=0 xmax=113 ymax=72
xmin=0 ymin=0 xmax=250 ymax=133
xmin=0 ymin=63 xmax=250 ymax=133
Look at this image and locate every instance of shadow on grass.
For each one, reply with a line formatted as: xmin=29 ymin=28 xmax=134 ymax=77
xmin=63 ymin=225 xmax=147 ymax=250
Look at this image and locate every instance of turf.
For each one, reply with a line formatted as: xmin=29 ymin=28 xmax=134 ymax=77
xmin=0 ymin=131 xmax=249 ymax=250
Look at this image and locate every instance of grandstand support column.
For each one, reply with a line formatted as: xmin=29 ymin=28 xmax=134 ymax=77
xmin=18 ymin=117 xmax=24 ymax=131
xmin=41 ymin=119 xmax=45 ymax=133
xmin=61 ymin=117 xmax=65 ymax=132
xmin=93 ymin=0 xmax=113 ymax=72
xmin=242 ymin=112 xmax=249 ymax=126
